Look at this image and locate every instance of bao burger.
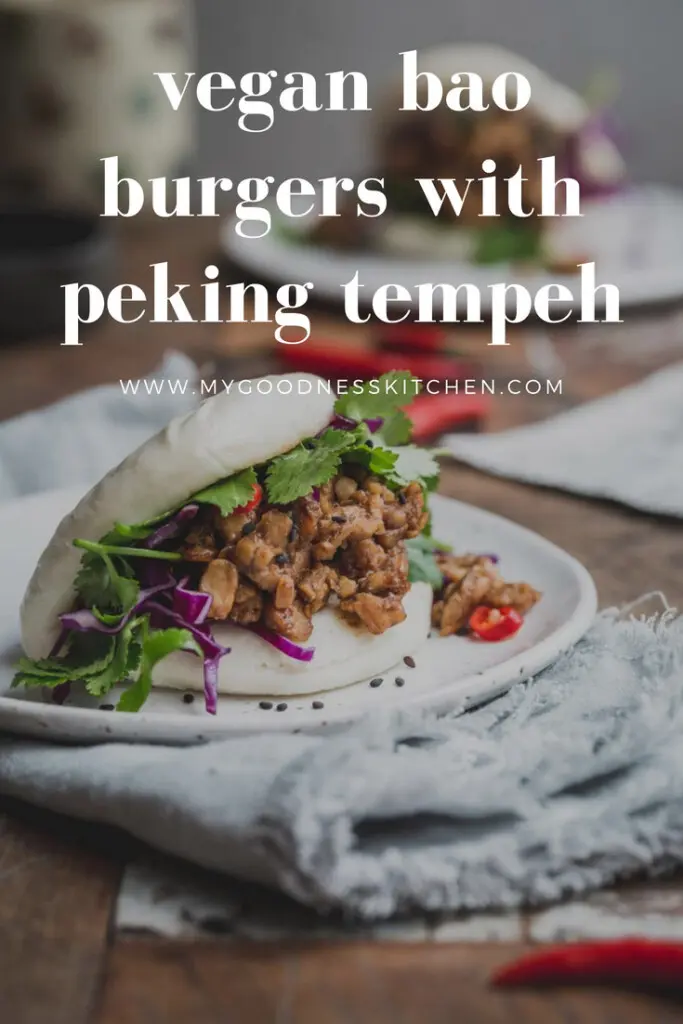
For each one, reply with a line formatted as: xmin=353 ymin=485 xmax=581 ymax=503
xmin=15 ymin=372 xmax=539 ymax=714
xmin=312 ymin=44 xmax=625 ymax=265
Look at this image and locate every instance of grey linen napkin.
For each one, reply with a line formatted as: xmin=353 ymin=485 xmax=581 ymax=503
xmin=1 ymin=355 xmax=682 ymax=918
xmin=1 ymin=607 xmax=682 ymax=918
xmin=445 ymin=362 xmax=683 ymax=517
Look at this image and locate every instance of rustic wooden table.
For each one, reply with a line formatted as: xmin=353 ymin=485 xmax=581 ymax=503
xmin=2 ymin=221 xmax=683 ymax=1024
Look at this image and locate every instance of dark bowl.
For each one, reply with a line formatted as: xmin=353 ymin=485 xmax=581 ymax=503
xmin=0 ymin=208 xmax=116 ymax=341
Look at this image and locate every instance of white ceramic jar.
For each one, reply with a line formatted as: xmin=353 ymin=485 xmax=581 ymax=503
xmin=0 ymin=0 xmax=194 ymax=209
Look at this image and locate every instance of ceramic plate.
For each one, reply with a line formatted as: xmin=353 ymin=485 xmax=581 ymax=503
xmin=0 ymin=486 xmax=597 ymax=745
xmin=222 ymin=184 xmax=683 ymax=311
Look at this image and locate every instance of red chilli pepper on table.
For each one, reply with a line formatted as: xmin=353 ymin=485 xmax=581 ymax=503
xmin=491 ymin=940 xmax=683 ymax=992
xmin=233 ymin=483 xmax=262 ymax=516
xmin=469 ymin=605 xmax=523 ymax=642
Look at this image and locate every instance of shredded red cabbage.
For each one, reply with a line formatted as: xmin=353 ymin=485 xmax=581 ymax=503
xmin=145 ymin=504 xmax=199 ymax=550
xmin=202 ymin=656 xmax=221 ymax=716
xmin=248 ymin=624 xmax=315 ymax=662
xmin=53 ymin=681 xmax=71 ymax=705
xmin=49 ymin=628 xmax=68 ymax=658
xmin=58 ymin=569 xmax=227 ymax=714
xmin=144 ymin=600 xmax=230 ymax=716
xmin=330 ymin=414 xmax=384 ymax=434
xmin=59 ymin=577 xmax=176 ymax=635
xmin=48 ymin=631 xmax=71 ymax=703
xmin=172 ymin=583 xmax=212 ymax=625
xmin=330 ymin=413 xmax=357 ymax=431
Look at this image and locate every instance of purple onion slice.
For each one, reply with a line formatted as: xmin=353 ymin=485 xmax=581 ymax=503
xmin=145 ymin=504 xmax=199 ymax=550
xmin=248 ymin=624 xmax=315 ymax=662
xmin=59 ymin=577 xmax=177 ymax=635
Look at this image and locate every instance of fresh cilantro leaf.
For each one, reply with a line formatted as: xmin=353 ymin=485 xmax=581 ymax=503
xmin=117 ymin=626 xmax=200 ymax=713
xmin=421 ymin=472 xmax=441 ymax=494
xmin=408 ymin=532 xmax=452 ymax=555
xmin=106 ymin=522 xmax=156 ymax=543
xmin=316 ymin=427 xmax=366 ymax=452
xmin=74 ymin=540 xmax=181 ymax=564
xmin=343 ymin=443 xmax=398 ymax=478
xmin=84 ymin=621 xmax=142 ymax=698
xmin=384 ymin=445 xmax=443 ymax=488
xmin=12 ymin=671 xmax=67 ymax=690
xmin=334 ymin=371 xmax=420 ymax=422
xmin=189 ymin=467 xmax=257 ymax=517
xmin=12 ymin=631 xmax=118 ymax=690
xmin=76 ymin=555 xmax=122 ymax=612
xmin=405 ymin=533 xmax=452 ymax=590
xmin=474 ymin=223 xmax=542 ymax=266
xmin=378 ymin=409 xmax=413 ymax=446
xmin=406 ymin=540 xmax=444 ymax=589
xmin=74 ymin=550 xmax=140 ymax=614
xmin=266 ymin=444 xmax=343 ymax=504
xmin=265 ymin=428 xmax=365 ymax=504
xmin=106 ymin=505 xmax=185 ymax=545
xmin=13 ymin=617 xmax=156 ymax=706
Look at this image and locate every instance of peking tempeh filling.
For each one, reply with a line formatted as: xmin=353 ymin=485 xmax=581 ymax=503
xmin=431 ymin=553 xmax=540 ymax=637
xmin=183 ymin=472 xmax=429 ymax=641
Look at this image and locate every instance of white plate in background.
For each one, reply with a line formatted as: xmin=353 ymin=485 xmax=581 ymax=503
xmin=222 ymin=185 xmax=683 ymax=312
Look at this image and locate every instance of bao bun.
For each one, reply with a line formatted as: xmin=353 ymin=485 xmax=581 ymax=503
xmin=21 ymin=373 xmax=432 ymax=696
xmin=154 ymin=582 xmax=432 ymax=697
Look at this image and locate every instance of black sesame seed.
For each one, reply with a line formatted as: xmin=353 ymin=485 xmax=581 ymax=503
xmin=398 ymin=491 xmax=408 ymax=505
xmin=370 ymin=677 xmax=383 ymax=688
xmin=312 ymin=700 xmax=324 ymax=710
xmin=99 ymin=704 xmax=114 ymax=711
xmin=366 ymin=440 xmax=374 ymax=448
xmin=289 ymin=525 xmax=299 ymax=543
xmin=274 ymin=552 xmax=289 ymax=565
xmin=276 ymin=702 xmax=288 ymax=712
xmin=242 ymin=522 xmax=257 ymax=535
xmin=395 ymin=677 xmax=405 ymax=687
xmin=259 ymin=700 xmax=273 ymax=710
xmin=331 ymin=515 xmax=347 ymax=524
xmin=403 ymin=655 xmax=416 ymax=668
xmin=182 ymin=693 xmax=195 ymax=704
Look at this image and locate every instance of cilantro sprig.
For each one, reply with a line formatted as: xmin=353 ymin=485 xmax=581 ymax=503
xmin=189 ymin=467 xmax=257 ymax=517
xmin=405 ymin=534 xmax=452 ymax=590
xmin=265 ymin=425 xmax=366 ymax=504
xmin=335 ymin=370 xmax=417 ymax=447
xmin=265 ymin=372 xmax=442 ymax=505
xmin=13 ymin=615 xmax=198 ymax=712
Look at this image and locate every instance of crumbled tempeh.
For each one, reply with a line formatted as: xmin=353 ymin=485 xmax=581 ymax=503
xmin=199 ymin=559 xmax=239 ymax=619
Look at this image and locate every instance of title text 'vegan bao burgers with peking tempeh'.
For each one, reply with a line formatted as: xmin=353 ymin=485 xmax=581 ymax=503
xmin=16 ymin=372 xmax=541 ymax=714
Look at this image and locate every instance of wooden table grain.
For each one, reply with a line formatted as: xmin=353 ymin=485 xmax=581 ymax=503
xmin=1 ymin=220 xmax=682 ymax=1024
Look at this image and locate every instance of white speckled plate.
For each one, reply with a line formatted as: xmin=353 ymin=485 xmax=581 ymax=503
xmin=0 ymin=487 xmax=597 ymax=745
xmin=222 ymin=185 xmax=683 ymax=312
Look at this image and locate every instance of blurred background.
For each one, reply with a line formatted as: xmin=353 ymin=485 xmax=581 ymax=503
xmin=195 ymin=0 xmax=683 ymax=187
xmin=0 ymin=0 xmax=681 ymax=437
xmin=1 ymin=0 xmax=680 ymax=202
